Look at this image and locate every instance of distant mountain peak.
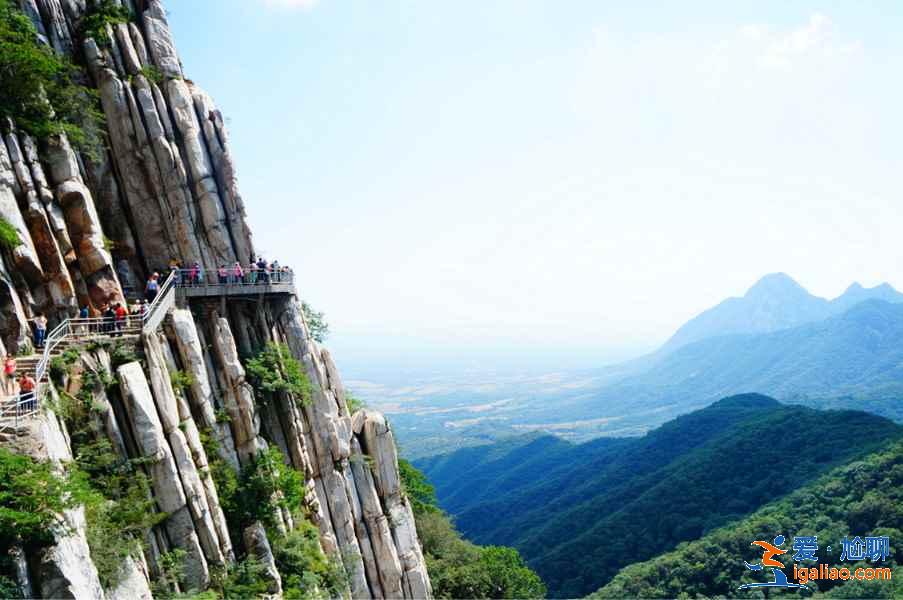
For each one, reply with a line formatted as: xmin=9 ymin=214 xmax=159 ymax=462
xmin=833 ymin=281 xmax=903 ymax=310
xmin=659 ymin=273 xmax=903 ymax=356
xmin=711 ymin=393 xmax=781 ymax=410
xmin=745 ymin=272 xmax=809 ymax=299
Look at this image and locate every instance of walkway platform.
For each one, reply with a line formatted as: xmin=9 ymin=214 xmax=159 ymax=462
xmin=176 ymin=281 xmax=295 ymax=298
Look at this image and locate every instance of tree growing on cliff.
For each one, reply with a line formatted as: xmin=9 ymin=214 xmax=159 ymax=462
xmin=78 ymin=0 xmax=131 ymax=48
xmin=301 ymin=301 xmax=329 ymax=343
xmin=245 ymin=342 xmax=313 ymax=406
xmin=0 ymin=1 xmax=103 ymax=153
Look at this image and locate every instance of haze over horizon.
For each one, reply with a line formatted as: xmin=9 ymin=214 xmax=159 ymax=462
xmin=169 ymin=1 xmax=903 ymax=370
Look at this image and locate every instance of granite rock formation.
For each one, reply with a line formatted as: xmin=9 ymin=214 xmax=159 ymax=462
xmin=0 ymin=1 xmax=431 ymax=598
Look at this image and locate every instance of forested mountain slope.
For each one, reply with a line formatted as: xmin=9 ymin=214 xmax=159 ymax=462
xmin=419 ymin=395 xmax=903 ymax=597
xmin=590 ymin=441 xmax=903 ymax=598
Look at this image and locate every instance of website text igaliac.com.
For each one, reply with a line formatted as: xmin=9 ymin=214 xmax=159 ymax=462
xmin=794 ymin=563 xmax=892 ymax=584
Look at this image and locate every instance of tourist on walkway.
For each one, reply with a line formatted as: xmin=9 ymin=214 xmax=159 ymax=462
xmin=103 ymin=304 xmax=116 ymax=334
xmin=218 ymin=265 xmax=228 ymax=284
xmin=189 ymin=261 xmax=202 ymax=286
xmin=232 ymin=262 xmax=244 ymax=284
xmin=32 ymin=313 xmax=47 ymax=348
xmin=79 ymin=304 xmax=90 ymax=334
xmin=256 ymin=257 xmax=269 ymax=284
xmin=4 ymin=355 xmax=16 ymax=394
xmin=272 ymin=260 xmax=281 ymax=282
xmin=145 ymin=273 xmax=160 ymax=303
xmin=169 ymin=258 xmax=181 ymax=283
xmin=18 ymin=374 xmax=36 ymax=412
xmin=114 ymin=303 xmax=128 ymax=336
xmin=249 ymin=262 xmax=258 ymax=284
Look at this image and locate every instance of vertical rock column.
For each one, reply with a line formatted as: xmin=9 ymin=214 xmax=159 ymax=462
xmin=348 ymin=436 xmax=404 ymax=598
xmin=0 ymin=133 xmax=33 ymax=352
xmin=355 ymin=410 xmax=432 ymax=600
xmin=118 ymin=361 xmax=210 ymax=589
xmin=45 ymin=136 xmax=124 ymax=307
xmin=144 ymin=332 xmax=228 ymax=568
xmin=208 ymin=314 xmax=267 ymax=465
xmin=165 ymin=78 xmax=237 ymax=268
xmin=0 ymin=127 xmax=46 ymax=290
xmin=167 ymin=308 xmax=240 ymax=471
xmin=2 ymin=130 xmax=75 ymax=317
xmin=271 ymin=296 xmax=430 ymax=598
xmin=66 ymin=351 xmax=156 ymax=600
xmin=82 ymin=37 xmax=187 ymax=270
xmin=191 ymin=88 xmax=254 ymax=264
xmin=155 ymin=330 xmax=234 ymax=562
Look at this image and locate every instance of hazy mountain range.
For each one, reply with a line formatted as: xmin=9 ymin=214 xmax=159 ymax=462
xmin=659 ymin=272 xmax=903 ymax=353
xmin=362 ymin=273 xmax=903 ymax=458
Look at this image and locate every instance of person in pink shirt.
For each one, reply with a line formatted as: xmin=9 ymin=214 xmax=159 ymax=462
xmin=189 ymin=261 xmax=201 ymax=286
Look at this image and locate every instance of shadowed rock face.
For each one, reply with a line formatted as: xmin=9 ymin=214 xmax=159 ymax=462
xmin=0 ymin=1 xmax=431 ymax=598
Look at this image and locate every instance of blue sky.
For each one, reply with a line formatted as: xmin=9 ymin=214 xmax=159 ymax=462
xmin=168 ymin=1 xmax=903 ymax=370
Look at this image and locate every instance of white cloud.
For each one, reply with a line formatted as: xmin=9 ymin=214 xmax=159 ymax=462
xmin=262 ymin=0 xmax=320 ymax=10
xmin=753 ymin=13 xmax=862 ymax=71
xmin=695 ymin=13 xmax=861 ymax=85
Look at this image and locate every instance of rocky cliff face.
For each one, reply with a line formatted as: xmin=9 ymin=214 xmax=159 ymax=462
xmin=0 ymin=1 xmax=431 ymax=598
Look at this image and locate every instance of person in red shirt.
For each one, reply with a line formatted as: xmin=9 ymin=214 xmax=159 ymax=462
xmin=18 ymin=374 xmax=36 ymax=411
xmin=4 ymin=355 xmax=16 ymax=394
xmin=114 ymin=302 xmax=128 ymax=336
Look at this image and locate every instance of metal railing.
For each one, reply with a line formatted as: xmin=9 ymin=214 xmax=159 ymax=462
xmin=0 ymin=270 xmax=177 ymax=431
xmin=168 ymin=266 xmax=295 ymax=299
xmin=143 ymin=268 xmax=177 ymax=333
xmin=0 ymin=391 xmax=37 ymax=432
xmin=170 ymin=266 xmax=295 ymax=288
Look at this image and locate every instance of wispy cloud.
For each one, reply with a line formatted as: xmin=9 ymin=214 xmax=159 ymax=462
xmin=714 ymin=13 xmax=862 ymax=75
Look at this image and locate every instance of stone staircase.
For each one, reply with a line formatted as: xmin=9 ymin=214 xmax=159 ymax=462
xmin=0 ymin=272 xmax=176 ymax=433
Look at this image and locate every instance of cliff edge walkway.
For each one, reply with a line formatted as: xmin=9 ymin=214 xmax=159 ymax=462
xmin=1 ymin=264 xmax=298 ymax=433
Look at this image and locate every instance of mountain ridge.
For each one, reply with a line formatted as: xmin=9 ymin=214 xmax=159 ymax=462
xmin=658 ymin=273 xmax=903 ymax=355
xmin=419 ymin=396 xmax=903 ymax=596
xmin=589 ymin=440 xmax=903 ymax=598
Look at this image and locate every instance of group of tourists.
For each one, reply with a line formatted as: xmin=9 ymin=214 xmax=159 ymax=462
xmin=2 ymin=296 xmax=148 ymax=414
xmin=3 ymin=355 xmax=35 ymax=412
xmin=97 ymin=301 xmax=146 ymax=335
xmin=159 ymin=256 xmax=292 ymax=289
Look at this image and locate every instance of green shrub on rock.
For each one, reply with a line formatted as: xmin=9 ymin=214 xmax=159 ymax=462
xmin=0 ymin=448 xmax=72 ymax=549
xmin=245 ymin=342 xmax=312 ymax=406
xmin=275 ymin=520 xmax=347 ymax=599
xmin=0 ymin=2 xmax=104 ymax=153
xmin=79 ymin=0 xmax=131 ymax=47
